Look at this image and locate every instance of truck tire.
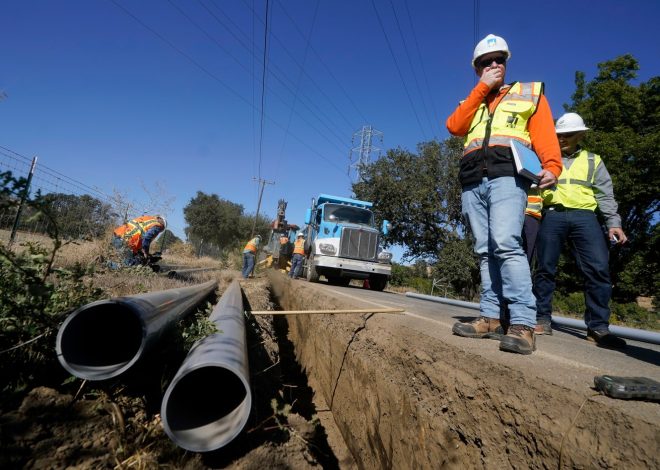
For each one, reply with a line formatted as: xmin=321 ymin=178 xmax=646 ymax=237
xmin=369 ymin=275 xmax=387 ymax=291
xmin=306 ymin=256 xmax=320 ymax=282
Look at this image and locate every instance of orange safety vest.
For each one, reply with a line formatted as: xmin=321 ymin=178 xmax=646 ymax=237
xmin=293 ymin=238 xmax=305 ymax=255
xmin=525 ymin=188 xmax=543 ymax=219
xmin=113 ymin=216 xmax=164 ymax=253
xmin=244 ymin=237 xmax=259 ymax=253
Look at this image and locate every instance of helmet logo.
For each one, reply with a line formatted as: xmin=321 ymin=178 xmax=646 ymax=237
xmin=487 ymin=38 xmax=497 ymax=47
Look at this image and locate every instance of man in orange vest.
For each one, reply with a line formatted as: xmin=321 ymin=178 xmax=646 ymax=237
xmin=289 ymin=232 xmax=306 ymax=279
xmin=112 ymin=215 xmax=166 ymax=266
xmin=242 ymin=234 xmax=262 ymax=279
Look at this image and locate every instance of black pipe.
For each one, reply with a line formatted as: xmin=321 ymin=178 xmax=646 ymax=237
xmin=161 ymin=280 xmax=251 ymax=452
xmin=56 ymin=280 xmax=217 ymax=381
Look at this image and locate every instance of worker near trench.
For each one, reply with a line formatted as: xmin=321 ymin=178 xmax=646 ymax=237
xmin=112 ymin=215 xmax=166 ymax=267
xmin=533 ymin=112 xmax=627 ymax=348
xmin=289 ymin=232 xmax=306 ymax=279
xmin=446 ymin=33 xmax=562 ymax=355
xmin=242 ymin=234 xmax=262 ymax=279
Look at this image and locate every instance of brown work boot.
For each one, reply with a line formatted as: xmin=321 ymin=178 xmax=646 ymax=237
xmin=452 ymin=316 xmax=504 ymax=339
xmin=534 ymin=320 xmax=552 ymax=336
xmin=499 ymin=324 xmax=536 ymax=355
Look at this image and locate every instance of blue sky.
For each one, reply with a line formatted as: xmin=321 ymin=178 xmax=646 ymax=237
xmin=2 ymin=0 xmax=658 ymax=261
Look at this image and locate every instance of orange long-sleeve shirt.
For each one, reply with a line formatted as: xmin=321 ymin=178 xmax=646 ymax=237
xmin=446 ymin=81 xmax=562 ymax=178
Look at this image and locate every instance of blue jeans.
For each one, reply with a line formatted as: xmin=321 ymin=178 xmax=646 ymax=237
xmin=462 ymin=177 xmax=536 ymax=327
xmin=533 ymin=208 xmax=611 ymax=331
xmin=290 ymin=253 xmax=304 ymax=278
xmin=242 ymin=252 xmax=255 ymax=278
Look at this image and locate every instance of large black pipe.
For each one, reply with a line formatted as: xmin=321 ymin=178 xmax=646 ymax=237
xmin=56 ymin=280 xmax=218 ymax=381
xmin=161 ymin=280 xmax=251 ymax=452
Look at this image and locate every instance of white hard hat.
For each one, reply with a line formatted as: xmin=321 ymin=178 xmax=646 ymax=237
xmin=472 ymin=34 xmax=510 ymax=68
xmin=297 ymin=232 xmax=304 ymax=237
xmin=157 ymin=215 xmax=167 ymax=229
xmin=555 ymin=113 xmax=590 ymax=133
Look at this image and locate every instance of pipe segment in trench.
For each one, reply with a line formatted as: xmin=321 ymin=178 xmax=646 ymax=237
xmin=56 ymin=280 xmax=218 ymax=381
xmin=160 ymin=280 xmax=251 ymax=452
xmin=406 ymin=291 xmax=660 ymax=345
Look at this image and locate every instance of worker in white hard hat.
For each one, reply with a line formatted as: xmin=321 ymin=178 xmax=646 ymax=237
xmin=289 ymin=232 xmax=306 ymax=279
xmin=242 ymin=234 xmax=262 ymax=278
xmin=446 ymin=33 xmax=563 ymax=355
xmin=533 ymin=112 xmax=627 ymax=348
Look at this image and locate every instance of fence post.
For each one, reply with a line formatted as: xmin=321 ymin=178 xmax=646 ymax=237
xmin=9 ymin=156 xmax=37 ymax=248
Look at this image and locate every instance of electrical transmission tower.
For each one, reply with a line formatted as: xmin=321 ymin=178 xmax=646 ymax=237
xmin=348 ymin=125 xmax=383 ymax=184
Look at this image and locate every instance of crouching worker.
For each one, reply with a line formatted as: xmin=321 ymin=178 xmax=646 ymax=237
xmin=112 ymin=215 xmax=166 ymax=267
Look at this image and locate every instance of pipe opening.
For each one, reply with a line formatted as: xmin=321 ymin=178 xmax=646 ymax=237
xmin=166 ymin=366 xmax=248 ymax=432
xmin=59 ymin=303 xmax=143 ymax=376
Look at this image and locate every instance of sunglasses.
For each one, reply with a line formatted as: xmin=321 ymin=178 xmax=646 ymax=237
xmin=558 ymin=132 xmax=580 ymax=138
xmin=478 ymin=56 xmax=507 ymax=68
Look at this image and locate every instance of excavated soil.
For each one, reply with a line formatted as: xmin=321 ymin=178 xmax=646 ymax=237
xmin=0 ymin=272 xmax=348 ymax=469
xmin=268 ymin=271 xmax=659 ymax=469
xmin=2 ymin=269 xmax=657 ymax=469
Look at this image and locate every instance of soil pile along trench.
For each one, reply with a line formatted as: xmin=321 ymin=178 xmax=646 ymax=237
xmin=268 ymin=271 xmax=659 ymax=469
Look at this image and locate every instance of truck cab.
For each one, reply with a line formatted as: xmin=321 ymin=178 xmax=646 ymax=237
xmin=303 ymin=194 xmax=392 ymax=290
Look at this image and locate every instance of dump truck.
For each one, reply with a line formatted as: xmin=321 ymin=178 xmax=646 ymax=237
xmin=303 ymin=194 xmax=392 ymax=290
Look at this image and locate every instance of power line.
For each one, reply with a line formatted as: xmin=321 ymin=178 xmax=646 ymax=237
xmin=273 ymin=0 xmax=370 ymax=126
xmin=369 ymin=0 xmax=427 ymax=141
xmin=274 ymin=0 xmax=320 ymax=181
xmin=387 ymin=0 xmax=435 ymax=138
xmin=242 ymin=0 xmax=360 ymax=133
xmin=189 ymin=0 xmax=351 ymax=153
xmin=108 ymin=0 xmax=347 ymax=175
xmin=402 ymin=0 xmax=443 ymax=136
xmin=257 ymin=0 xmax=271 ymax=181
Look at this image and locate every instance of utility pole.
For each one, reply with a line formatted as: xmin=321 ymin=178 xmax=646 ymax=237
xmin=349 ymin=125 xmax=383 ymax=184
xmin=9 ymin=156 xmax=37 ymax=249
xmin=251 ymin=177 xmax=274 ymax=237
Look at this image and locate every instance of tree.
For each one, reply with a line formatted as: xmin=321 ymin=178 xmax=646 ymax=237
xmin=564 ymin=55 xmax=659 ymax=301
xmin=41 ymin=193 xmax=114 ymax=239
xmin=183 ymin=192 xmax=271 ymax=253
xmin=352 ymin=138 xmax=465 ymax=260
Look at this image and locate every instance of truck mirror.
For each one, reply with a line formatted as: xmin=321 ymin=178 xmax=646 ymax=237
xmin=382 ymin=220 xmax=392 ymax=235
xmin=304 ymin=208 xmax=312 ymax=225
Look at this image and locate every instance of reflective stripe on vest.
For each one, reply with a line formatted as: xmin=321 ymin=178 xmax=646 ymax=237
xmin=525 ymin=189 xmax=543 ymax=219
xmin=542 ymin=150 xmax=600 ymax=211
xmin=244 ymin=238 xmax=259 ymax=253
xmin=113 ymin=216 xmax=163 ymax=253
xmin=463 ymin=82 xmax=543 ymax=156
xmin=293 ymin=238 xmax=305 ymax=255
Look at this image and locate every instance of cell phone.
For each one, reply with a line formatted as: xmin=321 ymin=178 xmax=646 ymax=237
xmin=594 ymin=375 xmax=660 ymax=401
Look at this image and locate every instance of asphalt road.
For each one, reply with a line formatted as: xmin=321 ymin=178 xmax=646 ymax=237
xmin=309 ymin=280 xmax=660 ymax=422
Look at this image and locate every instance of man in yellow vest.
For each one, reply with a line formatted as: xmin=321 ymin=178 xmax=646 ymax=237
xmin=446 ymin=34 xmax=562 ymax=355
xmin=533 ymin=113 xmax=627 ymax=347
xmin=242 ymin=234 xmax=262 ymax=279
xmin=289 ymin=232 xmax=306 ymax=279
xmin=112 ymin=215 xmax=166 ymax=266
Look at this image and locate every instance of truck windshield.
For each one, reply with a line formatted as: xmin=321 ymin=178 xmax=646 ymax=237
xmin=323 ymin=204 xmax=373 ymax=226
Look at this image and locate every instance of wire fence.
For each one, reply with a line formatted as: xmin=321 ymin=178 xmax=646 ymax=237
xmin=0 ymin=145 xmax=150 ymax=246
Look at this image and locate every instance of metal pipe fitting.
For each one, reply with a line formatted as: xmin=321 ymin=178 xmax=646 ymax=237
xmin=56 ymin=280 xmax=218 ymax=381
xmin=161 ymin=280 xmax=251 ymax=452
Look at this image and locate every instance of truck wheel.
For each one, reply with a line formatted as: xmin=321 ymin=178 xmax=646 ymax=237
xmin=306 ymin=256 xmax=320 ymax=282
xmin=369 ymin=275 xmax=387 ymax=291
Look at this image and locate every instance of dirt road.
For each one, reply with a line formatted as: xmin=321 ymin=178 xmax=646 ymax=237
xmin=270 ymin=272 xmax=659 ymax=469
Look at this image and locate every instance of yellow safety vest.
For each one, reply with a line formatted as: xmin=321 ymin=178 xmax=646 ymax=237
xmin=244 ymin=237 xmax=259 ymax=253
xmin=293 ymin=238 xmax=305 ymax=255
xmin=113 ymin=216 xmax=163 ymax=253
xmin=542 ymin=149 xmax=600 ymax=211
xmin=463 ymin=82 xmax=543 ymax=156
xmin=525 ymin=188 xmax=543 ymax=219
